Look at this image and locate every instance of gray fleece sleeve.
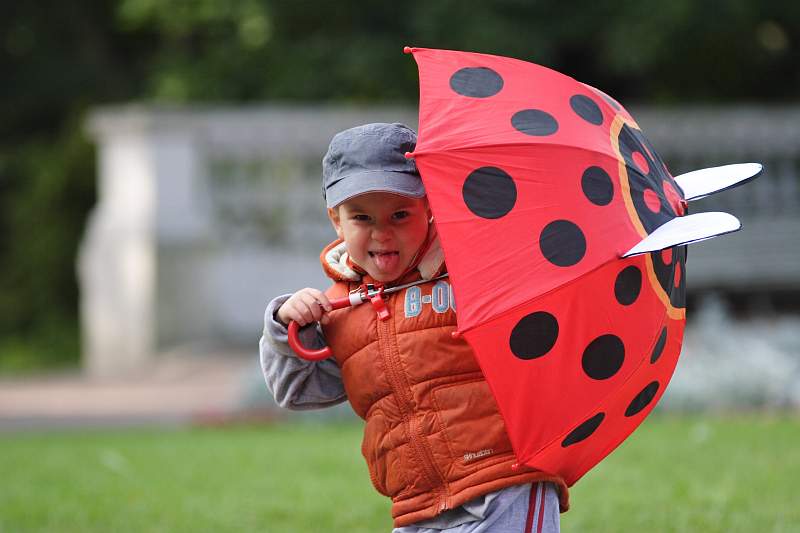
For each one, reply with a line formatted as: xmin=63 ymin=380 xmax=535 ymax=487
xmin=259 ymin=294 xmax=348 ymax=410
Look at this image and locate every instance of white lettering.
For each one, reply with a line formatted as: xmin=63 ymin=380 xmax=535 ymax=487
xmin=405 ymin=286 xmax=422 ymax=318
xmin=463 ymin=448 xmax=494 ymax=463
xmin=432 ymin=280 xmax=450 ymax=313
xmin=404 ymin=281 xmax=457 ymax=318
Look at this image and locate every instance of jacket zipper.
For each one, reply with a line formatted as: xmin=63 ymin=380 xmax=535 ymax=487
xmin=375 ymin=296 xmax=450 ymax=511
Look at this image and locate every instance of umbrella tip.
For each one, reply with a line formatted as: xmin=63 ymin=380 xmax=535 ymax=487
xmin=403 ymin=46 xmax=413 ymax=54
xmin=404 ymin=151 xmax=415 ymax=160
xmin=451 ymin=330 xmax=461 ymax=339
xmin=511 ymin=463 xmax=520 ymax=471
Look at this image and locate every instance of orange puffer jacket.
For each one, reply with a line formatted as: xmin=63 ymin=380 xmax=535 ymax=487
xmin=319 ymin=237 xmax=569 ymax=527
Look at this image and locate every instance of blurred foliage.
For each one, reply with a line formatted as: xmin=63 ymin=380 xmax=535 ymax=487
xmin=1 ymin=0 xmax=798 ymax=370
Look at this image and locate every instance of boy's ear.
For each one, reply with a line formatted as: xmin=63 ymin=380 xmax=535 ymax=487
xmin=327 ymin=207 xmax=343 ymax=239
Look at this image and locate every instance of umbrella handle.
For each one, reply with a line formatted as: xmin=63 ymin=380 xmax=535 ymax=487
xmin=287 ymin=295 xmax=356 ymax=361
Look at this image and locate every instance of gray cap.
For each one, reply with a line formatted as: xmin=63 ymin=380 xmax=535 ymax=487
xmin=322 ymin=123 xmax=425 ymax=208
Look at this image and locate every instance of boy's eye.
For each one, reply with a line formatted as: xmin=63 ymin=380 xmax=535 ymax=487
xmin=353 ymin=214 xmax=370 ymax=221
xmin=393 ymin=211 xmax=410 ymax=220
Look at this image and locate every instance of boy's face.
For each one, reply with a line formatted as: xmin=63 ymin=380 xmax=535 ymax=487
xmin=328 ymin=192 xmax=431 ymax=283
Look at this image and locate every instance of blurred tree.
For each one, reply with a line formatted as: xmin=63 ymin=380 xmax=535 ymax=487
xmin=0 ymin=1 xmax=135 ymax=370
xmin=1 ymin=0 xmax=797 ymax=370
xmin=109 ymin=0 xmax=800 ymax=103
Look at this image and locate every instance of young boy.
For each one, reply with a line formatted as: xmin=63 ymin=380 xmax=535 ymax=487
xmin=260 ymin=123 xmax=567 ymax=532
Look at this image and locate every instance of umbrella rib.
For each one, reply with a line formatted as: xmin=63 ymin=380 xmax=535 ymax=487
xmin=454 ymin=257 xmax=618 ymax=336
xmin=413 ymin=140 xmax=620 ymax=162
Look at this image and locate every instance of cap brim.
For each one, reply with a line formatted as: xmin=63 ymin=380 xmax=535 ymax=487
xmin=325 ymin=170 xmax=425 ymax=208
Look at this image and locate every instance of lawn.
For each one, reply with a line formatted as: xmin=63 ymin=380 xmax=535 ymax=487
xmin=1 ymin=416 xmax=798 ymax=532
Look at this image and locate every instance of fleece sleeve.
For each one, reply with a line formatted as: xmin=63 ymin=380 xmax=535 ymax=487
xmin=259 ymin=294 xmax=348 ymax=410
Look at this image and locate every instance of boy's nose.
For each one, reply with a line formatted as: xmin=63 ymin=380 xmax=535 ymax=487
xmin=372 ymin=226 xmax=393 ymax=241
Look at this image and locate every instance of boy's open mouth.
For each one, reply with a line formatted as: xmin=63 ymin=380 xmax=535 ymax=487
xmin=369 ymin=251 xmax=399 ymax=271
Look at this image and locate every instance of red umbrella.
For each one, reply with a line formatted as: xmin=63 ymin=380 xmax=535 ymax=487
xmin=401 ymin=47 xmax=761 ymax=485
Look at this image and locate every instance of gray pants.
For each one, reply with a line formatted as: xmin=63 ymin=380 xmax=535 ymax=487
xmin=393 ymin=482 xmax=560 ymax=533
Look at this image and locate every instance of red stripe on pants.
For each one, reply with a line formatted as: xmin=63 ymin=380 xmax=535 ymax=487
xmin=524 ymin=483 xmax=541 ymax=532
xmin=536 ymin=484 xmax=546 ymax=533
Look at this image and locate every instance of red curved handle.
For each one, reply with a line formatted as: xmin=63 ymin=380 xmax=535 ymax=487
xmin=287 ymin=295 xmax=355 ymax=361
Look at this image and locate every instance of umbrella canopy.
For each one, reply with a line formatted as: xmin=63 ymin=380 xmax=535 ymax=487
xmin=405 ymin=47 xmax=760 ymax=485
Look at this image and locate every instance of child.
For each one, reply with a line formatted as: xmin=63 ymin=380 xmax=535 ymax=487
xmin=260 ymin=123 xmax=568 ymax=532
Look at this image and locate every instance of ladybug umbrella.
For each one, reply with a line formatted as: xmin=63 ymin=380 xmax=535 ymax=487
xmin=402 ymin=47 xmax=761 ymax=486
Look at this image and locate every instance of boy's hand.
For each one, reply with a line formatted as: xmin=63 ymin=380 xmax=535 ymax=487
xmin=276 ymin=288 xmax=333 ymax=327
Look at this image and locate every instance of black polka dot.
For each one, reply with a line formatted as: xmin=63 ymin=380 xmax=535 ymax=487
xmin=511 ymin=109 xmax=558 ymax=136
xmin=570 ymin=95 xmax=603 ymax=125
xmin=540 ymin=220 xmax=586 ymax=267
xmin=650 ymin=327 xmax=667 ymax=364
xmin=462 ymin=167 xmax=517 ymax=219
xmin=581 ymin=166 xmax=614 ymax=206
xmin=450 ymin=67 xmax=504 ymax=98
xmin=614 ymin=266 xmax=642 ymax=306
xmin=510 ymin=312 xmax=559 ymax=360
xmin=582 ymin=334 xmax=625 ymax=380
xmin=561 ymin=413 xmax=605 ymax=447
xmin=625 ymin=381 xmax=660 ymax=417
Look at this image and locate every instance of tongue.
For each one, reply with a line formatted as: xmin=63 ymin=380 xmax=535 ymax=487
xmin=372 ymin=252 xmax=399 ymax=272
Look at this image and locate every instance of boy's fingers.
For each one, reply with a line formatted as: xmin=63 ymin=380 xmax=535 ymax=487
xmin=306 ymin=289 xmax=332 ymax=311
xmin=307 ymin=288 xmax=332 ymax=312
xmin=303 ymin=302 xmax=319 ymax=323
xmin=290 ymin=306 xmax=309 ymax=326
xmin=298 ymin=297 xmax=324 ymax=322
xmin=291 ymin=301 xmax=311 ymax=324
xmin=285 ymin=289 xmax=329 ymax=327
xmin=301 ymin=292 xmax=328 ymax=317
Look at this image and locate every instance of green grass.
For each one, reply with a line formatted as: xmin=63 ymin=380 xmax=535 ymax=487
xmin=1 ymin=416 xmax=798 ymax=532
xmin=563 ymin=415 xmax=800 ymax=532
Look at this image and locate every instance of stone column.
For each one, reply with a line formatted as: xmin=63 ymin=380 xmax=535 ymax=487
xmin=79 ymin=109 xmax=209 ymax=377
